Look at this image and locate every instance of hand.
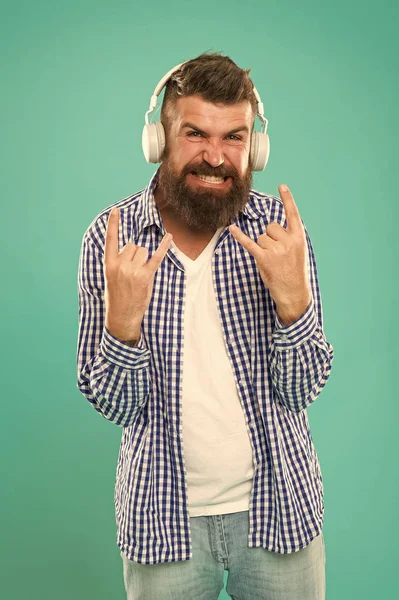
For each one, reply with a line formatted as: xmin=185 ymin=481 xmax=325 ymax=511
xmin=229 ymin=184 xmax=312 ymax=310
xmin=104 ymin=206 xmax=173 ymax=341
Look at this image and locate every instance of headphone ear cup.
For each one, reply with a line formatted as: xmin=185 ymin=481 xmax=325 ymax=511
xmin=250 ymin=131 xmax=270 ymax=171
xmin=142 ymin=121 xmax=166 ymax=163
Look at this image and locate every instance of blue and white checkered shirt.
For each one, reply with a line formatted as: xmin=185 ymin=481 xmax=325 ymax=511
xmin=76 ymin=166 xmax=334 ymax=564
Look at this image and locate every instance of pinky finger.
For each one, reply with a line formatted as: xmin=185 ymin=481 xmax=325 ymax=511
xmin=146 ymin=233 xmax=173 ymax=273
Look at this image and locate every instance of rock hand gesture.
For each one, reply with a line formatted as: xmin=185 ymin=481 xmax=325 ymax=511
xmin=104 ymin=207 xmax=173 ymax=344
xmin=229 ymin=184 xmax=312 ymax=326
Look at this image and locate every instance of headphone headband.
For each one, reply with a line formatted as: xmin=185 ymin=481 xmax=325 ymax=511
xmin=144 ymin=61 xmax=267 ymax=133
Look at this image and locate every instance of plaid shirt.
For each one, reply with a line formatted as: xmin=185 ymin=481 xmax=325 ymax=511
xmin=76 ymin=167 xmax=334 ymax=564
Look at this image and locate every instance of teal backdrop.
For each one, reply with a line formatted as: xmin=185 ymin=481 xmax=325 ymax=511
xmin=1 ymin=0 xmax=397 ymax=598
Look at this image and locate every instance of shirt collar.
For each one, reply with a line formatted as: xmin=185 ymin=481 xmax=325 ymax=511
xmin=134 ymin=167 xmax=164 ymax=236
xmin=134 ymin=166 xmax=266 ymax=236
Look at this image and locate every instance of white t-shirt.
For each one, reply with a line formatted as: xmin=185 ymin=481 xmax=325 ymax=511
xmin=172 ymin=228 xmax=254 ymax=517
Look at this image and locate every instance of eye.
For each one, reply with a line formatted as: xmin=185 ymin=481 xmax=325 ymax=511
xmin=186 ymin=131 xmax=242 ymax=141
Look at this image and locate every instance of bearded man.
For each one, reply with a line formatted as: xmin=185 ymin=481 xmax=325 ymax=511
xmin=77 ymin=51 xmax=334 ymax=600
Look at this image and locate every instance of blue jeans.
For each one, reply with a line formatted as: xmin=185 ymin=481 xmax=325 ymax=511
xmin=121 ymin=510 xmax=326 ymax=600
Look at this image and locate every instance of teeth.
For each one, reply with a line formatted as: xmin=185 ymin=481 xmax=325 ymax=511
xmin=195 ymin=174 xmax=225 ymax=183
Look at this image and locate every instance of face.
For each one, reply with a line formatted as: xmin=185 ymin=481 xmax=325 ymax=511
xmin=156 ymin=95 xmax=254 ymax=232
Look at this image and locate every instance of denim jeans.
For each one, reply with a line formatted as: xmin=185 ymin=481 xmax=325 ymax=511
xmin=121 ymin=509 xmax=326 ymax=600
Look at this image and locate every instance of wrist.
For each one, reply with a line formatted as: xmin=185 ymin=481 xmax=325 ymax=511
xmin=276 ymin=296 xmax=311 ymax=327
xmin=121 ymin=338 xmax=139 ymax=347
xmin=106 ymin=324 xmax=142 ymax=344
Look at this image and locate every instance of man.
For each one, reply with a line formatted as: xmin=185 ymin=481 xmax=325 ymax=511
xmin=77 ymin=52 xmax=334 ymax=600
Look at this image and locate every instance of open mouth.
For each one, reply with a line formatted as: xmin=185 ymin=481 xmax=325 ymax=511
xmin=189 ymin=172 xmax=231 ymax=186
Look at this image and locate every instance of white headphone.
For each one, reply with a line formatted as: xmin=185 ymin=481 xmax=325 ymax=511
xmin=142 ymin=61 xmax=270 ymax=171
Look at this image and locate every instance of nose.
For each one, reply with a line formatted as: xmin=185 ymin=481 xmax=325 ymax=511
xmin=202 ymin=139 xmax=224 ymax=168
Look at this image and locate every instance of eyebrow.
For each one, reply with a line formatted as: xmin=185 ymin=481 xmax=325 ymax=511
xmin=180 ymin=121 xmax=250 ymax=136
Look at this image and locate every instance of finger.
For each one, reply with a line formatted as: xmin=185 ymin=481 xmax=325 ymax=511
xmin=257 ymin=232 xmax=275 ymax=249
xmin=263 ymin=222 xmax=286 ymax=243
xmin=229 ymin=224 xmax=263 ymax=260
xmin=131 ymin=246 xmax=149 ymax=268
xmin=278 ymin=184 xmax=302 ymax=233
xmin=146 ymin=233 xmax=173 ymax=273
xmin=104 ymin=207 xmax=120 ymax=263
xmin=119 ymin=242 xmax=138 ymax=260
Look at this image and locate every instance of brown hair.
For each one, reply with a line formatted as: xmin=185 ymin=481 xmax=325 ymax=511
xmin=160 ymin=51 xmax=258 ymax=137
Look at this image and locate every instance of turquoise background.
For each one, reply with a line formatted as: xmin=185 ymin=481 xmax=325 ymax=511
xmin=1 ymin=0 xmax=397 ymax=598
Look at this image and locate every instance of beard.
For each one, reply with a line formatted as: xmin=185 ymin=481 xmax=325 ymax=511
xmin=156 ymin=151 xmax=254 ymax=232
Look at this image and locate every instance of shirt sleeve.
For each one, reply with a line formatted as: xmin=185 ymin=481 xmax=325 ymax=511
xmin=76 ymin=226 xmax=151 ymax=427
xmin=267 ymin=223 xmax=334 ymax=413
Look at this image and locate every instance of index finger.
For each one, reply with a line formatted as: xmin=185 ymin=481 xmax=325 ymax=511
xmin=104 ymin=207 xmax=119 ymax=263
xmin=145 ymin=232 xmax=173 ymax=273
